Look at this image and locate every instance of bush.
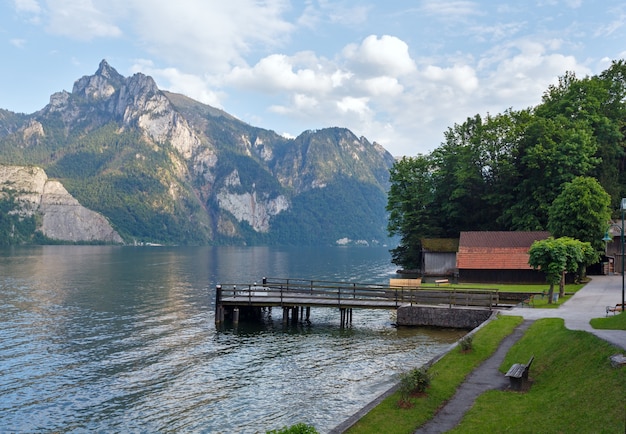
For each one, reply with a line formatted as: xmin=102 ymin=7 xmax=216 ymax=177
xmin=459 ymin=334 xmax=474 ymax=352
xmin=398 ymin=367 xmax=432 ymax=400
xmin=266 ymin=423 xmax=318 ymax=434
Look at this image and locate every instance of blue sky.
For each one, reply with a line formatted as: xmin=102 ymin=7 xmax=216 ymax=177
xmin=2 ymin=1 xmax=625 ymax=156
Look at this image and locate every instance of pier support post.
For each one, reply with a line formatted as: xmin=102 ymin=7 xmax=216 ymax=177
xmin=283 ymin=307 xmax=289 ymax=324
xmin=339 ymin=308 xmax=353 ymax=327
xmin=215 ymin=285 xmax=223 ymax=324
xmin=233 ymin=308 xmax=240 ymax=325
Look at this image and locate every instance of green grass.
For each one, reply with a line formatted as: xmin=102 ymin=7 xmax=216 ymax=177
xmin=418 ymin=282 xmax=586 ymax=308
xmin=346 ymin=315 xmax=523 ymax=434
xmin=450 ymin=318 xmax=626 ymax=433
xmin=591 ymin=311 xmax=626 ymax=330
xmin=420 ymin=282 xmax=585 ymax=293
xmin=346 ymin=316 xmax=626 ymax=434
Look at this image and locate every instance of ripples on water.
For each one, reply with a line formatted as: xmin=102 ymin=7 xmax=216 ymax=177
xmin=0 ymin=246 xmax=464 ymax=433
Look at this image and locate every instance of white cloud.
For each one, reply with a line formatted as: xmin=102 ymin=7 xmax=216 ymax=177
xmin=131 ymin=59 xmax=224 ymax=108
xmin=44 ymin=0 xmax=123 ymax=40
xmin=342 ymin=35 xmax=416 ymax=77
xmin=480 ymin=39 xmax=589 ymax=107
xmin=421 ymin=64 xmax=479 ymax=93
xmin=10 ymin=38 xmax=27 ymax=48
xmin=420 ymin=0 xmax=482 ymax=20
xmin=6 ymin=0 xmax=622 ymax=158
xmin=337 ymin=96 xmax=370 ymax=116
xmin=228 ymin=53 xmax=333 ymax=94
xmin=13 ymin=0 xmax=42 ymax=24
xmin=297 ymin=1 xmax=370 ymax=28
xmin=127 ymin=0 xmax=293 ymax=74
xmin=15 ymin=0 xmax=41 ymax=13
xmin=359 ymin=76 xmax=403 ymax=97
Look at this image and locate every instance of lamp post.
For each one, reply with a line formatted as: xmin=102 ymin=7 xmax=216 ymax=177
xmin=604 ymin=203 xmax=625 ymax=312
xmin=620 ymin=198 xmax=626 ymax=312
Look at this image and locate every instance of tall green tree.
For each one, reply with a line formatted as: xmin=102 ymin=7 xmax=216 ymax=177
xmin=386 ymin=155 xmax=436 ymax=269
xmin=430 ymin=111 xmax=525 ymax=235
xmin=507 ymin=115 xmax=599 ymax=230
xmin=547 ymin=176 xmax=611 ymax=251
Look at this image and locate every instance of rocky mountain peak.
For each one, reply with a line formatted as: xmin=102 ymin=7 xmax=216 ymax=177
xmin=95 ymin=59 xmax=124 ymax=82
xmin=0 ymin=60 xmax=395 ymax=246
xmin=73 ymin=60 xmax=123 ymax=101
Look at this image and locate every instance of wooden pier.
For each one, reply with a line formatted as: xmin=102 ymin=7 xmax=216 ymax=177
xmin=214 ymin=277 xmax=499 ymax=327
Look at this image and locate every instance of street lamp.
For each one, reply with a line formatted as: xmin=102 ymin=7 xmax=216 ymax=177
xmin=604 ymin=200 xmax=625 ymax=312
xmin=620 ymin=197 xmax=626 ymax=313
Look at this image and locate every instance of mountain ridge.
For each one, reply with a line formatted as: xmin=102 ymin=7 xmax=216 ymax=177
xmin=0 ymin=59 xmax=394 ymax=246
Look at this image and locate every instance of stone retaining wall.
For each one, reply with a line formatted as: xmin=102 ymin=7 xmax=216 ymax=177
xmin=397 ymin=305 xmax=492 ymax=328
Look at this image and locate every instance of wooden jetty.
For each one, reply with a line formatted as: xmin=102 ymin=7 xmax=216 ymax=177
xmin=214 ymin=277 xmax=499 ymax=327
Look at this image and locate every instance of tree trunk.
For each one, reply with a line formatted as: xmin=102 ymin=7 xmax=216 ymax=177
xmin=547 ymin=283 xmax=554 ymax=304
xmin=559 ymin=271 xmax=566 ymax=298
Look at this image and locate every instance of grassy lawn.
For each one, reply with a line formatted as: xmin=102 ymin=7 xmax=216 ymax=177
xmin=420 ymin=282 xmax=586 ymax=293
xmin=346 ymin=315 xmax=523 ymax=434
xmin=591 ymin=311 xmax=626 ymax=330
xmin=450 ymin=318 xmax=626 ymax=433
xmin=418 ymin=282 xmax=586 ymax=308
xmin=346 ymin=315 xmax=626 ymax=434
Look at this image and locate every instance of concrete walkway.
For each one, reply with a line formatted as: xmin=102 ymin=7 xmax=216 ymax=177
xmin=503 ymin=274 xmax=626 ymax=350
xmin=413 ymin=275 xmax=626 ymax=434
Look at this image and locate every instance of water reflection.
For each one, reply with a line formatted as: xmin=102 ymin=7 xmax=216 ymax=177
xmin=0 ymin=246 xmax=463 ymax=433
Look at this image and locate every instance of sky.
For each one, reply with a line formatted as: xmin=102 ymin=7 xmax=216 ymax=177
xmin=2 ymin=1 xmax=626 ymax=157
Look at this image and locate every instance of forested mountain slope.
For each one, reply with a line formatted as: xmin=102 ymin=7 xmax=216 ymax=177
xmin=0 ymin=60 xmax=394 ymax=245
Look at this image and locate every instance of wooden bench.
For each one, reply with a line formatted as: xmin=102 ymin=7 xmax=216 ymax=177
xmin=505 ymin=355 xmax=534 ymax=391
xmin=606 ymin=304 xmax=624 ymax=316
xmin=435 ymin=279 xmax=449 ymax=286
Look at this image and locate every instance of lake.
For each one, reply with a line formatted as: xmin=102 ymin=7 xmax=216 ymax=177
xmin=0 ymin=245 xmax=464 ymax=433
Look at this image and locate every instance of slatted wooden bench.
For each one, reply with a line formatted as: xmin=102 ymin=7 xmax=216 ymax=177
xmin=435 ymin=279 xmax=449 ymax=286
xmin=505 ymin=355 xmax=534 ymax=391
xmin=606 ymin=304 xmax=624 ymax=316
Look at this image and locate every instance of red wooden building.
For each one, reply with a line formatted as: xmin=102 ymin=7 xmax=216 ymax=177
xmin=456 ymin=231 xmax=551 ymax=283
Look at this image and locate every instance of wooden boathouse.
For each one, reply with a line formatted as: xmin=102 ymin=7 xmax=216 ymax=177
xmin=214 ymin=277 xmax=499 ymax=328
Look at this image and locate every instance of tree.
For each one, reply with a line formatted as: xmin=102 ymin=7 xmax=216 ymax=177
xmin=507 ymin=115 xmax=600 ymax=230
xmin=547 ymin=176 xmax=611 ymax=251
xmin=528 ymin=237 xmax=598 ymax=302
xmin=386 ymin=155 xmax=436 ymax=270
xmin=430 ymin=111 xmax=525 ymax=235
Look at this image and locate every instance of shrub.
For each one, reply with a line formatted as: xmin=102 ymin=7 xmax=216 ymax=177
xmin=266 ymin=423 xmax=319 ymax=434
xmin=459 ymin=334 xmax=474 ymax=352
xmin=398 ymin=367 xmax=432 ymax=403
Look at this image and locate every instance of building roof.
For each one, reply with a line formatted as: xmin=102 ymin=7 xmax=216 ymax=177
xmin=457 ymin=231 xmax=551 ymax=270
xmin=459 ymin=231 xmax=551 ymax=248
xmin=421 ymin=238 xmax=459 ymax=252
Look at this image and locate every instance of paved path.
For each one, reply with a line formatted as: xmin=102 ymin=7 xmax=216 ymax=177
xmin=413 ymin=320 xmax=533 ymax=433
xmin=413 ymin=275 xmax=626 ymax=434
xmin=503 ymin=274 xmax=626 ymax=350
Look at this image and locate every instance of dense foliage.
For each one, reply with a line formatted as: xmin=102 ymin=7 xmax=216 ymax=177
xmin=0 ymin=194 xmax=37 ymax=245
xmin=387 ymin=60 xmax=626 ymax=269
xmin=271 ymin=176 xmax=388 ymax=245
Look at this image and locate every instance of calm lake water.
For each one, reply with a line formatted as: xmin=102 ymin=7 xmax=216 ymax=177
xmin=0 ymin=246 xmax=464 ymax=433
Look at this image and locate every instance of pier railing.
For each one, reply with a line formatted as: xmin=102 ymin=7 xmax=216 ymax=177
xmin=216 ymin=277 xmax=498 ymax=309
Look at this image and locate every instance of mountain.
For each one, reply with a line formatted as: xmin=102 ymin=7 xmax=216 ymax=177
xmin=0 ymin=165 xmax=123 ymax=244
xmin=0 ymin=60 xmax=395 ymax=246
